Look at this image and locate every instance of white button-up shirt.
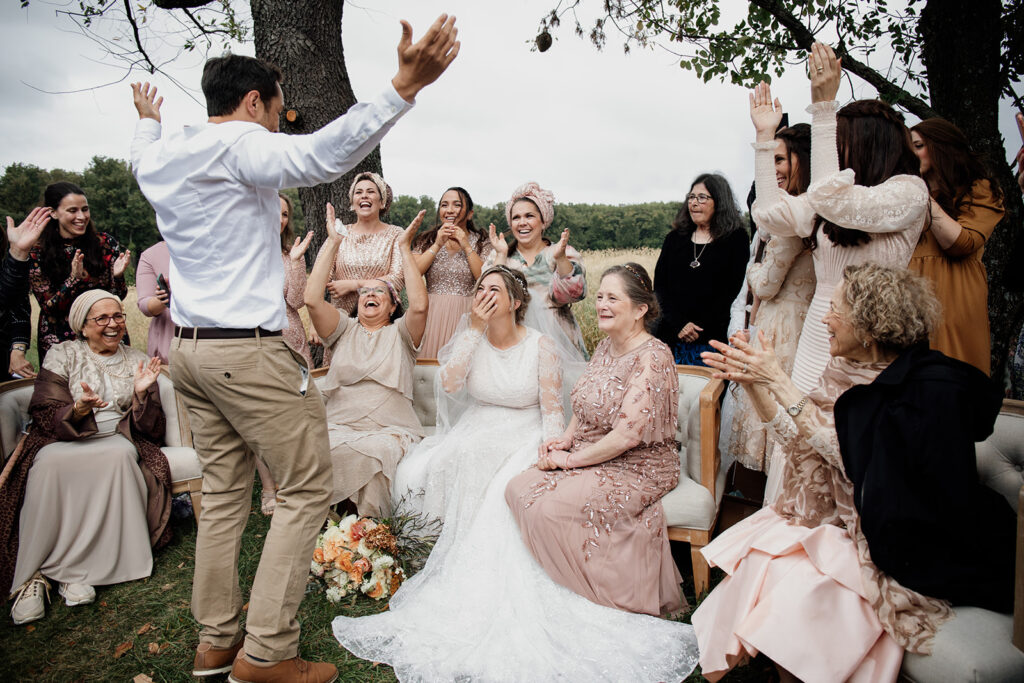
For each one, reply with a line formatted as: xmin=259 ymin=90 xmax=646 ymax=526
xmin=130 ymin=85 xmax=411 ymax=330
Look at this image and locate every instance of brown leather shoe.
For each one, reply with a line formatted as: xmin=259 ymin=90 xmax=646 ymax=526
xmin=192 ymin=639 xmax=244 ymax=677
xmin=228 ymin=654 xmax=338 ymax=683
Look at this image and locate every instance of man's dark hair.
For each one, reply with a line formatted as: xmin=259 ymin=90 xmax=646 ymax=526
xmin=201 ymin=54 xmax=283 ymax=117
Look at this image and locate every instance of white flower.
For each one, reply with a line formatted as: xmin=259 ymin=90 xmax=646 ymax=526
xmin=325 ymin=586 xmax=344 ymax=603
xmin=371 ymin=554 xmax=394 ymax=571
xmin=356 ymin=538 xmax=374 ymax=558
xmin=337 ymin=515 xmax=358 ymax=540
xmin=310 ymin=561 xmax=325 ymax=577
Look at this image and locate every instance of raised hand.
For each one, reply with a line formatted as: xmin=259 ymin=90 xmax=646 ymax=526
xmin=69 ymin=250 xmax=86 ymax=280
xmin=400 ymin=210 xmax=427 ymax=251
xmin=433 ymin=224 xmax=456 ymax=250
xmin=487 ymin=223 xmax=509 ymax=259
xmin=392 ymin=15 xmax=461 ymax=102
xmin=451 ymin=224 xmax=470 ymax=250
xmin=325 ymin=202 xmax=344 ymax=242
xmin=75 ymin=381 xmax=109 ymax=416
xmin=134 ymin=357 xmax=163 ymax=397
xmin=809 ymin=42 xmax=841 ymax=104
xmin=677 ymin=321 xmax=703 ymax=343
xmin=112 ymin=249 xmax=131 ymax=278
xmin=131 ymin=82 xmax=163 ymax=122
xmin=469 ymin=287 xmax=498 ymax=332
xmin=6 ymin=207 xmax=50 ymax=260
xmin=289 ymin=231 xmax=314 ymax=261
xmin=702 ymin=329 xmax=783 ymax=384
xmin=750 ymin=81 xmax=783 ymax=141
xmin=551 ymin=228 xmax=570 ymax=261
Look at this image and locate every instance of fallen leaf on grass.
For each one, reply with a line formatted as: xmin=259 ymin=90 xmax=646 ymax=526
xmin=242 ymin=602 xmax=249 ymax=612
xmin=133 ymin=674 xmax=154 ymax=683
xmin=147 ymin=642 xmax=160 ymax=654
xmin=114 ymin=640 xmax=134 ymax=659
xmin=100 ymin=601 xmax=108 ymax=607
xmin=136 ymin=623 xmax=154 ymax=635
xmin=25 ymin=625 xmax=35 ymax=633
xmin=160 ymin=583 xmax=174 ymax=591
xmin=176 ymin=562 xmax=185 ymax=569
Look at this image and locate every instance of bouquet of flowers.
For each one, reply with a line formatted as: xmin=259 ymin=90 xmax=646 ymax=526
xmin=310 ymin=515 xmax=405 ymax=603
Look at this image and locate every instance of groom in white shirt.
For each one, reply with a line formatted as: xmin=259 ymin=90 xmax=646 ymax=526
xmin=130 ymin=15 xmax=459 ymax=683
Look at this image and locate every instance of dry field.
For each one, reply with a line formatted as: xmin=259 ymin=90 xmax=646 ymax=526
xmin=25 ymin=248 xmax=658 ymax=365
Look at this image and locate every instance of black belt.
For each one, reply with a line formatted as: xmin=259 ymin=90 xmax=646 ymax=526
xmin=174 ymin=326 xmax=282 ymax=339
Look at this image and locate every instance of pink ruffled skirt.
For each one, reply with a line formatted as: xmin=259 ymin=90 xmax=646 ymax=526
xmin=691 ymin=506 xmax=903 ymax=683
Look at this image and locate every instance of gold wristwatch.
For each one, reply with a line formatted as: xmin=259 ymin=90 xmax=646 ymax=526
xmin=787 ymin=396 xmax=808 ymax=417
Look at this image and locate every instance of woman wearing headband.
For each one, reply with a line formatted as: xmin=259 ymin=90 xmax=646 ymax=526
xmin=303 ymin=209 xmax=428 ymax=517
xmin=486 ymin=181 xmax=588 ymax=361
xmin=334 ymin=262 xmax=699 ymax=682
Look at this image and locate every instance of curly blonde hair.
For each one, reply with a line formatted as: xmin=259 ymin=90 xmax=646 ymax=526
xmin=841 ymin=263 xmax=940 ymax=351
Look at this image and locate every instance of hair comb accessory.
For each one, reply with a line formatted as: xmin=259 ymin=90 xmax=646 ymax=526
xmin=622 ymin=264 xmax=650 ymax=292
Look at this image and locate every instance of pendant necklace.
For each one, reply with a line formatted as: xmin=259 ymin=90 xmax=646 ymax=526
xmin=690 ymin=238 xmax=710 ymax=268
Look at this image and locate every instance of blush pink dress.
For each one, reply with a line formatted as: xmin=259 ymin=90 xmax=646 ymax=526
xmin=505 ymin=337 xmax=683 ymax=617
xmin=281 ymin=252 xmax=311 ymax=366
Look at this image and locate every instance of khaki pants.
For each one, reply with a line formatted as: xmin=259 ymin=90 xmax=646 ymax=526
xmin=171 ymin=333 xmax=330 ymax=661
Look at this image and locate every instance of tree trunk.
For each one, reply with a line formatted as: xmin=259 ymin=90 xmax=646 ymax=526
xmin=919 ymin=0 xmax=1023 ymax=389
xmin=250 ymin=0 xmax=384 ymax=366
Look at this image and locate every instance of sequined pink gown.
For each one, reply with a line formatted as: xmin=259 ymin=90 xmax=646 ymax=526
xmin=505 ymin=337 xmax=684 ymax=616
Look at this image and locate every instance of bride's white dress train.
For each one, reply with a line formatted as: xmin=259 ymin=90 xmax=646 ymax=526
xmin=332 ymin=326 xmax=699 ymax=682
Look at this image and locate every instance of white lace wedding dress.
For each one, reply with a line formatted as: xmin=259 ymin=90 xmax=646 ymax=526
xmin=332 ymin=326 xmax=699 ymax=682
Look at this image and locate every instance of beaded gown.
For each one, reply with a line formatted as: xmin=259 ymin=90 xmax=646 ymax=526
xmin=505 ymin=337 xmax=685 ymax=617
xmin=334 ymin=327 xmax=698 ymax=682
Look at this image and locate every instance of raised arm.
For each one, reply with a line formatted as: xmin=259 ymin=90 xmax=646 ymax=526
xmin=130 ymin=82 xmax=163 ymax=175
xmin=548 ymin=236 xmax=586 ymax=305
xmin=304 ymin=223 xmax=343 ymax=340
xmin=398 ymin=211 xmax=428 ymax=346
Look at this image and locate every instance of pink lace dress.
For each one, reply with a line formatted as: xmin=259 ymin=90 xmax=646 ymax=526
xmin=692 ymin=359 xmax=952 ymax=683
xmin=413 ymin=233 xmax=491 ymax=359
xmin=281 ymin=252 xmax=311 ymax=366
xmin=505 ymin=337 xmax=683 ymax=616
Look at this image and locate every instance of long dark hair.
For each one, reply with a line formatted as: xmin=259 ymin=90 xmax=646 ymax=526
xmin=279 ymin=193 xmax=294 ymax=251
xmin=911 ymin=118 xmax=1003 ymax=218
xmin=811 ymin=100 xmax=920 ymax=249
xmin=776 ymin=123 xmax=812 ymax=195
xmin=38 ymin=182 xmax=107 ymax=287
xmin=671 ymin=173 xmax=744 ymax=240
xmin=412 ymin=187 xmax=486 ymax=254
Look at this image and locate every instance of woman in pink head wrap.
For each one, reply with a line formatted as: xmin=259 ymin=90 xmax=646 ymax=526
xmin=486 ymin=182 xmax=588 ymax=361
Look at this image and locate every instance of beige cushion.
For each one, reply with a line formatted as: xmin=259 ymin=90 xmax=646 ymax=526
xmin=0 ymin=383 xmax=33 ymax=460
xmin=676 ymin=372 xmax=708 ymax=483
xmin=975 ymin=408 xmax=1024 ymax=511
xmin=900 ymin=607 xmax=1024 ymax=682
xmin=412 ymin=365 xmax=438 ymax=429
xmin=163 ymin=445 xmax=202 ymax=483
xmin=156 ymin=374 xmax=184 ymax=448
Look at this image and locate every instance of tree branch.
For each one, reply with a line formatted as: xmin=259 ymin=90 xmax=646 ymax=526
xmin=123 ymin=0 xmax=157 ymax=74
xmin=749 ymin=0 xmax=939 ymax=118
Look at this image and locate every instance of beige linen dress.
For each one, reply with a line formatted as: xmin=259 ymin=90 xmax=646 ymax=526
xmin=321 ymin=314 xmax=423 ymax=516
xmin=505 ymin=337 xmax=683 ymax=616
xmin=11 ymin=341 xmax=154 ymax=590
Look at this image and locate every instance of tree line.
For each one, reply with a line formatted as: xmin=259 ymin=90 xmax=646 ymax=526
xmin=1 ymin=159 xmax=700 ymax=260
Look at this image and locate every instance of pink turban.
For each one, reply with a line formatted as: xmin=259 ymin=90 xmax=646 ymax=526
xmin=505 ymin=182 xmax=555 ymax=229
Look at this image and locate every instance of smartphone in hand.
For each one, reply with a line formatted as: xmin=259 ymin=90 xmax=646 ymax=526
xmin=157 ymin=273 xmax=170 ymax=295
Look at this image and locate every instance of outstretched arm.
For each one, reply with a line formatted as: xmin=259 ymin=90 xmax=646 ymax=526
xmin=399 ymin=211 xmax=428 ymax=346
xmin=304 ymin=227 xmax=343 ymax=340
xmin=391 ymin=15 xmax=461 ymax=102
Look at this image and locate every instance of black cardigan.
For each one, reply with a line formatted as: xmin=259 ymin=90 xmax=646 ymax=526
xmin=652 ymin=227 xmax=749 ymax=347
xmin=834 ymin=344 xmax=1015 ymax=612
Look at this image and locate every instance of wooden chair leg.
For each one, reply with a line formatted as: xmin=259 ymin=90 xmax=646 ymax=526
xmin=691 ymin=543 xmax=710 ymax=597
xmin=188 ymin=479 xmax=203 ymax=523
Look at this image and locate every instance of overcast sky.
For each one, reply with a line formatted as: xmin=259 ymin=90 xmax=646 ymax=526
xmin=2 ymin=0 xmax=1020 ymax=209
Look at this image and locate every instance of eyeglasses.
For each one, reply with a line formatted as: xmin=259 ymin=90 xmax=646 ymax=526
xmin=686 ymin=193 xmax=713 ymax=205
xmin=86 ymin=313 xmax=126 ymax=326
xmin=357 ymin=286 xmax=388 ymax=297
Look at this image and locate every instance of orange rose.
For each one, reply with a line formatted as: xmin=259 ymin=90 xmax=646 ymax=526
xmin=312 ymin=548 xmax=325 ymax=564
xmin=367 ymin=581 xmax=385 ymax=599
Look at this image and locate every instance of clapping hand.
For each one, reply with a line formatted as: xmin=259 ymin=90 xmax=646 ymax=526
xmin=434 ymin=223 xmax=457 ymax=250
xmin=809 ymin=42 xmax=841 ymax=104
xmin=400 ymin=210 xmax=427 ymax=252
xmin=551 ymin=228 xmax=570 ymax=260
xmin=487 ymin=223 xmax=509 ymax=260
xmin=391 ymin=15 xmax=460 ymax=102
xmin=325 ymin=202 xmax=343 ymax=243
xmin=289 ymin=231 xmax=314 ymax=261
xmin=469 ymin=287 xmax=498 ymax=332
xmin=69 ymin=250 xmax=86 ymax=280
xmin=701 ymin=329 xmax=783 ymax=385
xmin=112 ymin=249 xmax=131 ymax=278
xmin=74 ymin=381 xmax=109 ymax=417
xmin=131 ymin=82 xmax=163 ymax=122
xmin=133 ymin=357 xmax=163 ymax=398
xmin=6 ymin=207 xmax=50 ymax=261
xmin=750 ymin=81 xmax=783 ymax=141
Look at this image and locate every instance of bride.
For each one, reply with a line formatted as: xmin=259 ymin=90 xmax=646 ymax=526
xmin=332 ymin=265 xmax=698 ymax=682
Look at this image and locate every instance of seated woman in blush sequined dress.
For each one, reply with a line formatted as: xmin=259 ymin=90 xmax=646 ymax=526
xmin=505 ymin=263 xmax=685 ymax=618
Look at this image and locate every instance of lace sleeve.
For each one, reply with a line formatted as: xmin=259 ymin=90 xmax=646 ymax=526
xmin=764 ymin=402 xmax=843 ymax=469
xmin=439 ymin=327 xmax=484 ymax=394
xmin=750 ymin=140 xmax=817 ymax=238
xmin=747 ymin=236 xmax=805 ymax=301
xmin=610 ymin=343 xmax=679 ymax=444
xmin=537 ymin=334 xmax=564 ymax=440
